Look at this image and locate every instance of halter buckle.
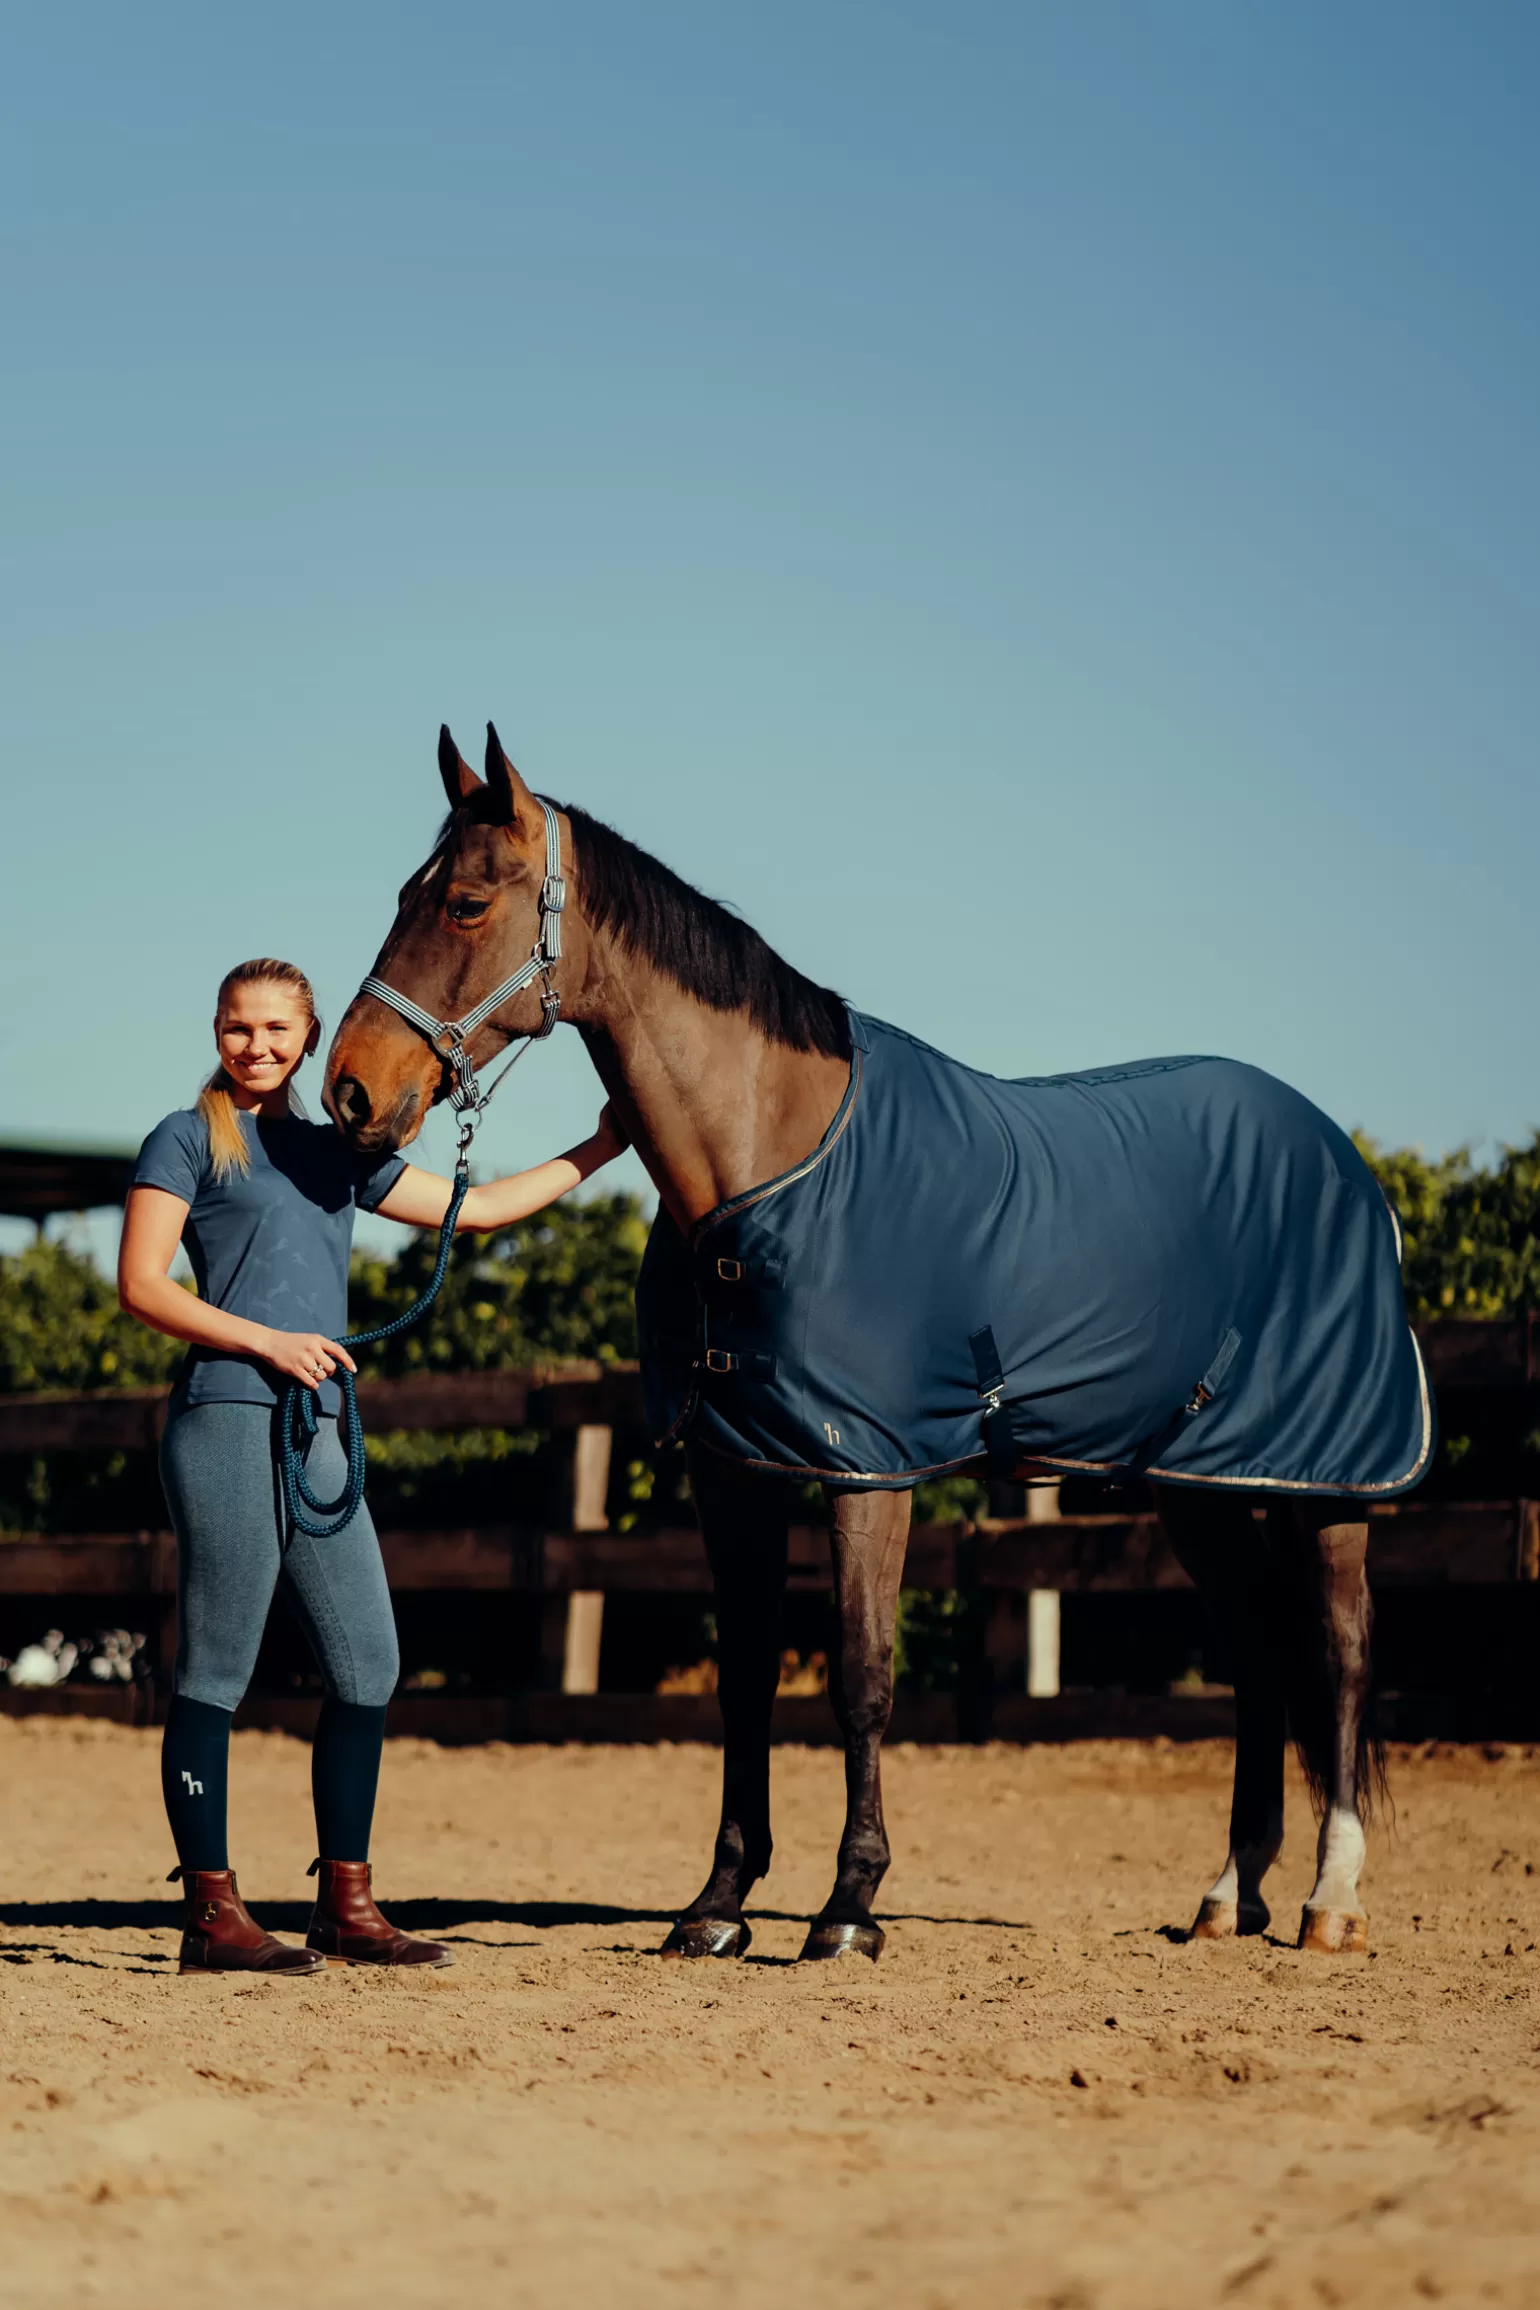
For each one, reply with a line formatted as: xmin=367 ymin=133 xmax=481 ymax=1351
xmin=541 ymin=874 xmax=567 ymax=915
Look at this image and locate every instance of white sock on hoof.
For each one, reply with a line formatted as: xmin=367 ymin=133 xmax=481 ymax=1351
xmin=1307 ymin=1804 xmax=1366 ymax=1913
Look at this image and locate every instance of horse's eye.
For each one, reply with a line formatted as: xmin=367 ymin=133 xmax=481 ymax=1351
xmin=447 ymin=896 xmax=490 ymax=925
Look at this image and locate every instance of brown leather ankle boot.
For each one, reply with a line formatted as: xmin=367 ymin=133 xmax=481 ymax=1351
xmin=306 ymin=1860 xmax=453 ymax=1968
xmin=171 ymin=1867 xmax=326 ymax=1977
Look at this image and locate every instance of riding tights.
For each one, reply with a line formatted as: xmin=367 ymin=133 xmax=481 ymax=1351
xmin=158 ymin=1403 xmax=399 ymax=1872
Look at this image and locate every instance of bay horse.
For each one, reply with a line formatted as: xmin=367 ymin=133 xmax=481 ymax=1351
xmin=325 ymin=724 xmax=1420 ymax=1962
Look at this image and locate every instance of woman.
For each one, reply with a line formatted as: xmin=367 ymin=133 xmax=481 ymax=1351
xmin=119 ymin=957 xmax=625 ymax=1976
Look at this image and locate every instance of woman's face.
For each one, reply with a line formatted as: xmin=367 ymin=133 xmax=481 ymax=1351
xmin=215 ymin=982 xmax=319 ymax=1104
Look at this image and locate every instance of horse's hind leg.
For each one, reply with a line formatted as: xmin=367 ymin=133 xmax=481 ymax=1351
xmin=800 ymin=1485 xmax=912 ymax=1962
xmin=1155 ymin=1485 xmax=1285 ymax=1939
xmin=660 ymin=1449 xmax=790 ymax=1961
xmin=1284 ymin=1501 xmax=1376 ymax=1955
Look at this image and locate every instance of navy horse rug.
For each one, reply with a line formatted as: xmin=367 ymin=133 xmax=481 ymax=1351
xmin=638 ymin=1013 xmax=1433 ymax=1497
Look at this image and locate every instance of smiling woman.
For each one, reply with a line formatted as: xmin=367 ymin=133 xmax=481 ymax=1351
xmin=114 ymin=954 xmax=628 ymax=1979
xmin=198 ymin=959 xmax=321 ymax=1171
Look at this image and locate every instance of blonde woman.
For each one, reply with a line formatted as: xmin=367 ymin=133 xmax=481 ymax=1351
xmin=120 ymin=958 xmax=624 ymax=1976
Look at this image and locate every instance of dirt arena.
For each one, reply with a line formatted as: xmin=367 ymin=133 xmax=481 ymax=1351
xmin=2 ymin=1720 xmax=1537 ymax=2309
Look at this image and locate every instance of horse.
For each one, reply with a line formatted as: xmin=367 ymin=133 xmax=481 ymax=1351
xmin=324 ymin=723 xmax=1430 ymax=1963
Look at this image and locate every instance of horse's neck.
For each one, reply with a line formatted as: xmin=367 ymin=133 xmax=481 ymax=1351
xmin=576 ymin=963 xmax=849 ymax=1233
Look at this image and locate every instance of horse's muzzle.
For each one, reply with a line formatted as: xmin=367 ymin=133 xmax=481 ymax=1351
xmin=325 ymin=1072 xmax=423 ymax=1154
xmin=329 ymin=1074 xmax=374 ymax=1133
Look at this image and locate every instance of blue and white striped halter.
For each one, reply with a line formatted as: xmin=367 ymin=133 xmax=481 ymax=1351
xmin=358 ymin=798 xmax=566 ymax=1153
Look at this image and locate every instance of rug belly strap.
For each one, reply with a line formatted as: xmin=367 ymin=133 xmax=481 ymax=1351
xmin=968 ymin=1325 xmax=1019 ymax=1476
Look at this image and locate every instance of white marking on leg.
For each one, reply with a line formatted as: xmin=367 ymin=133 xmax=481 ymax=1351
xmin=1307 ymin=1803 xmax=1366 ymax=1914
xmin=1202 ymin=1851 xmax=1240 ymax=1908
xmin=180 ymin=1771 xmax=204 ymax=1795
xmin=1203 ymin=1811 xmax=1282 ymax=1916
xmin=1195 ymin=1803 xmax=1283 ymax=1933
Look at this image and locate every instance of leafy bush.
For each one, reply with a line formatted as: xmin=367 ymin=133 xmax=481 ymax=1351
xmin=1356 ymin=1132 xmax=1540 ymax=1320
xmin=347 ymin=1191 xmax=649 ymax=1374
xmin=0 ymin=1241 xmax=183 ymax=1393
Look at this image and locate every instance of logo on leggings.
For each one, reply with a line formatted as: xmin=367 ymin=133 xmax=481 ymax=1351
xmin=181 ymin=1771 xmax=204 ymax=1795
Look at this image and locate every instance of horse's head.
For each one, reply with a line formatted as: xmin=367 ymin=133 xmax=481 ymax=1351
xmin=325 ymin=723 xmax=571 ymax=1152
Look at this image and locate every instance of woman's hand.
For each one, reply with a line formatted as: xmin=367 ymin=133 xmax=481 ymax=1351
xmin=594 ymin=1101 xmax=630 ymax=1161
xmin=380 ymin=1103 xmax=631 ymax=1238
xmin=260 ymin=1330 xmax=357 ymax=1389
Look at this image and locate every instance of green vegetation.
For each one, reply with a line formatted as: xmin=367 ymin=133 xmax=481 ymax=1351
xmin=1354 ymin=1134 xmax=1540 ymax=1320
xmin=347 ymin=1191 xmax=649 ymax=1374
xmin=0 ymin=1240 xmax=184 ymax=1393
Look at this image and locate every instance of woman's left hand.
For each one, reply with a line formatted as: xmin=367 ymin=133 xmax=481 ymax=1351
xmin=594 ymin=1101 xmax=630 ymax=1161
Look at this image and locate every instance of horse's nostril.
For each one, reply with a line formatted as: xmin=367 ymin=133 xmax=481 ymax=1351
xmin=333 ymin=1075 xmax=371 ymax=1129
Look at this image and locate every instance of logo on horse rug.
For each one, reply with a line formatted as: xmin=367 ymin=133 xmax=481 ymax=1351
xmin=638 ymin=1013 xmax=1432 ymax=1496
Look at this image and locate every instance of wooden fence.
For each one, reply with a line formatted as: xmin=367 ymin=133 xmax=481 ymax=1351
xmin=1 ymin=1314 xmax=1536 ymax=1741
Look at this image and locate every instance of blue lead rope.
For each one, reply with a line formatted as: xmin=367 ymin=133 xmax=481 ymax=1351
xmin=277 ymin=1160 xmax=471 ymax=1540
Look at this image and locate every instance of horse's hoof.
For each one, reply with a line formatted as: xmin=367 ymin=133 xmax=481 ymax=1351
xmin=1297 ymin=1905 xmax=1368 ymax=1955
xmin=798 ymin=1919 xmax=885 ymax=1963
xmin=1190 ymin=1897 xmax=1269 ymax=1941
xmin=659 ymin=1916 xmax=750 ymax=1961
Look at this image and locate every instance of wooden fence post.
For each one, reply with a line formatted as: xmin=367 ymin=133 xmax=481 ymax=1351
xmin=1026 ymin=1588 xmax=1061 ymax=1698
xmin=560 ymin=1424 xmax=612 ymax=1696
xmin=954 ymin=1528 xmax=990 ymax=1741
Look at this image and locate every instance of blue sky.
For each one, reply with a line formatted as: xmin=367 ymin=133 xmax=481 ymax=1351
xmin=3 ymin=2 xmax=1536 ymax=1257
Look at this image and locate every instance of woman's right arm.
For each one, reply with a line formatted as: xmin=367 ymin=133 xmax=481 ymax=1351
xmin=117 ymin=1188 xmax=355 ymax=1384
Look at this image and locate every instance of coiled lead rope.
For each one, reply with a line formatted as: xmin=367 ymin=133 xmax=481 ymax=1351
xmin=277 ymin=1158 xmax=471 ymax=1540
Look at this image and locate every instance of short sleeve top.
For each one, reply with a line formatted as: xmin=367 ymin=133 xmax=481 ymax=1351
xmin=133 ymin=1108 xmax=407 ymax=1415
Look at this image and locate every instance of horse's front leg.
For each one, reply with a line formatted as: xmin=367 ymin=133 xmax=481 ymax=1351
xmin=1155 ymin=1486 xmax=1286 ymax=1939
xmin=1288 ymin=1502 xmax=1376 ymax=1955
xmin=800 ymin=1485 xmax=912 ymax=1962
xmin=660 ymin=1448 xmax=790 ymax=1960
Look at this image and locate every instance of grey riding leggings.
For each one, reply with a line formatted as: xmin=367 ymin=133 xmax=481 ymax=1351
xmin=159 ymin=1402 xmax=399 ymax=1711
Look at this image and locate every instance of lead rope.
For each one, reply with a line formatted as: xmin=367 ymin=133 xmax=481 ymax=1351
xmin=280 ymin=799 xmax=567 ymax=1540
xmin=276 ymin=1146 xmax=471 ymax=1539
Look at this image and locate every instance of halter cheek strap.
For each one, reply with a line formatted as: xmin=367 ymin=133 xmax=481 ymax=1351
xmin=359 ymin=799 xmax=566 ymax=1154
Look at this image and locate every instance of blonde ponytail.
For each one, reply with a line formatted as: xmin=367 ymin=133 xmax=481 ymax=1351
xmin=198 ymin=1070 xmax=252 ymax=1180
xmin=198 ymin=959 xmax=319 ymax=1181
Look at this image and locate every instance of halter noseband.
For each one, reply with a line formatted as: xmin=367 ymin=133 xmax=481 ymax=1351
xmin=358 ymin=799 xmax=566 ymax=1155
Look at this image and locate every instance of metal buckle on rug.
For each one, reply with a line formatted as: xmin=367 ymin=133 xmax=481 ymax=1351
xmin=700 ymin=1348 xmax=777 ymax=1378
xmin=713 ymin=1255 xmax=785 ymax=1289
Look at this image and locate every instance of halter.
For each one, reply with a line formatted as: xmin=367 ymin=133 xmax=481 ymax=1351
xmin=358 ymin=798 xmax=566 ymax=1156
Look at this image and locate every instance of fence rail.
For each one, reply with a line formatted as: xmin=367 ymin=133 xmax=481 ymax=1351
xmin=0 ymin=1502 xmax=1534 ymax=1599
xmin=2 ymin=1322 xmax=1536 ymax=1742
xmin=0 ymin=1312 xmax=1534 ymax=1456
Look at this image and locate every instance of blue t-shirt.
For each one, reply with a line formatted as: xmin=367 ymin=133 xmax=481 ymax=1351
xmin=133 ymin=1108 xmax=407 ymax=1415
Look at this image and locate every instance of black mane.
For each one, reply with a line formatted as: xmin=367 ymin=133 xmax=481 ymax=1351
xmin=561 ymin=803 xmax=851 ymax=1059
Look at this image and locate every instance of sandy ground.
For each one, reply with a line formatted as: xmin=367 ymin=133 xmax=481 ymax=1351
xmin=1 ymin=1722 xmax=1537 ymax=2310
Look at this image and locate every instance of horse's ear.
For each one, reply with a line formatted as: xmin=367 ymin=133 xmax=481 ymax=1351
xmin=484 ymin=721 xmax=531 ymax=830
xmin=438 ymin=724 xmax=482 ymax=810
